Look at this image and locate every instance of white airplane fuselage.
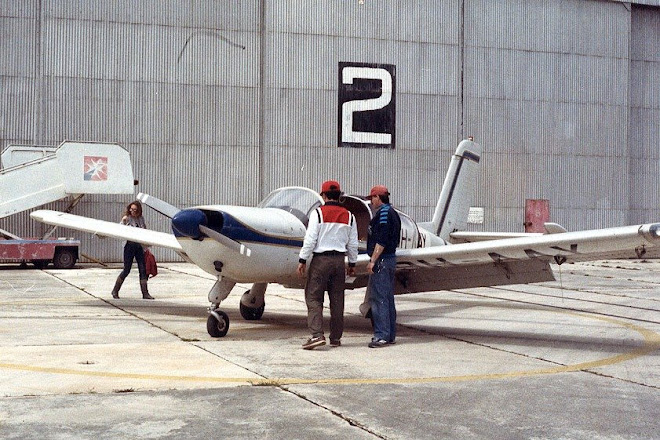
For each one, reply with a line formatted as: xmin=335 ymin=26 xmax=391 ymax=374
xmin=175 ymin=205 xmax=307 ymax=284
xmin=173 ymin=195 xmax=439 ymax=285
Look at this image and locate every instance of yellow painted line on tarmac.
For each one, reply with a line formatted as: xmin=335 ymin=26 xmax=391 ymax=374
xmin=275 ymin=314 xmax=660 ymax=385
xmin=1 ymin=311 xmax=659 ymax=386
xmin=0 ymin=362 xmax=255 ymax=383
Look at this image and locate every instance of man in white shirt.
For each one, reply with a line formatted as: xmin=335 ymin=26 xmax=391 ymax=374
xmin=297 ymin=180 xmax=358 ymax=349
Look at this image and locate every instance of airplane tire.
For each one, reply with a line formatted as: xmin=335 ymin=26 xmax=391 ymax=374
xmin=207 ymin=311 xmax=229 ymax=337
xmin=240 ymin=302 xmax=265 ymax=321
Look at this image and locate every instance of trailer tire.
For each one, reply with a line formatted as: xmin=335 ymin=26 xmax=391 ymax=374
xmin=53 ymin=248 xmax=77 ymax=269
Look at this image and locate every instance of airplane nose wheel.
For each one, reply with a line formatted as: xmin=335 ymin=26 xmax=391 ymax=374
xmin=207 ymin=310 xmax=229 ymax=337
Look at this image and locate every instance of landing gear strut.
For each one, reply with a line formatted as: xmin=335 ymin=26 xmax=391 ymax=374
xmin=206 ymin=280 xmax=267 ymax=337
xmin=207 ymin=277 xmax=235 ymax=338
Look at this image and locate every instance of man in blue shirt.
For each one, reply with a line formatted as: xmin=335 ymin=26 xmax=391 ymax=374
xmin=365 ymin=185 xmax=401 ymax=348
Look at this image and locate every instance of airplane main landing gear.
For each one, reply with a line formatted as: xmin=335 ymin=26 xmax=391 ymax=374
xmin=240 ymin=301 xmax=265 ymax=320
xmin=207 ymin=310 xmax=229 ymax=337
xmin=239 ymin=284 xmax=267 ymax=321
xmin=239 ymin=288 xmax=265 ymax=320
xmin=205 ymin=280 xmax=266 ymax=337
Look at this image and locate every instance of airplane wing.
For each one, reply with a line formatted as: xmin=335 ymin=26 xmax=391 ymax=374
xmin=30 ymin=209 xmax=183 ymax=251
xmin=402 ymin=223 xmax=660 ymax=264
xmin=447 ymin=222 xmax=567 ymax=243
xmin=351 ymin=223 xmax=660 ymax=294
xmin=448 ymin=231 xmax=541 ymax=243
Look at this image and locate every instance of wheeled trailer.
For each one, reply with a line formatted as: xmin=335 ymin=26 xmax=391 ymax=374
xmin=0 ymin=238 xmax=79 ymax=269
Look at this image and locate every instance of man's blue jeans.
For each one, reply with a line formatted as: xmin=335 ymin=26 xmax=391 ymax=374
xmin=368 ymin=255 xmax=397 ymax=342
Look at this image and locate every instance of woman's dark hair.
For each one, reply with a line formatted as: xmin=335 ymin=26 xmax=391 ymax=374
xmin=378 ymin=195 xmax=390 ymax=204
xmin=124 ymin=200 xmax=143 ymax=217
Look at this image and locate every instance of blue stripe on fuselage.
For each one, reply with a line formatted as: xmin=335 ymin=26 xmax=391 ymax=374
xmin=183 ymin=211 xmax=303 ymax=248
xmin=210 ymin=211 xmax=303 ymax=248
xmin=173 ymin=209 xmax=372 ymax=252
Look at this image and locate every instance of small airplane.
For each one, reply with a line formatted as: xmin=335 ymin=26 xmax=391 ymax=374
xmin=31 ymin=139 xmax=660 ymax=337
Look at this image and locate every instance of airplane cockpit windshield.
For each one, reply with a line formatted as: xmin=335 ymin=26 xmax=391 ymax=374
xmin=258 ymin=187 xmax=324 ymax=226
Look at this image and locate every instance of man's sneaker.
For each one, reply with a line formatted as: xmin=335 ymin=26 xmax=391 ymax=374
xmin=368 ymin=339 xmax=388 ymax=348
xmin=302 ymin=336 xmax=326 ymax=350
xmin=388 ymin=339 xmax=396 ymax=345
xmin=330 ymin=339 xmax=341 ymax=347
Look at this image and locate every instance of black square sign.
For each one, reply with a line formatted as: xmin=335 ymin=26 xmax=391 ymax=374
xmin=338 ymin=62 xmax=396 ymax=149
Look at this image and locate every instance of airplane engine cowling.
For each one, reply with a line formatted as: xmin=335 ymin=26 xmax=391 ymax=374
xmin=172 ymin=209 xmax=208 ymax=239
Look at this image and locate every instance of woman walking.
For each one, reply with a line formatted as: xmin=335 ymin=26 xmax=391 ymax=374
xmin=110 ymin=200 xmax=154 ymax=300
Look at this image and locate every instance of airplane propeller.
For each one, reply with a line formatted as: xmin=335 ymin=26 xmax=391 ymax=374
xmin=199 ymin=224 xmax=252 ymax=257
xmin=138 ymin=192 xmax=181 ymax=218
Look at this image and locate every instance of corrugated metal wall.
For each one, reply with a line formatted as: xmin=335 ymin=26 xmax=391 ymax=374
xmin=1 ymin=0 xmax=263 ymax=262
xmin=629 ymin=5 xmax=660 ymax=225
xmin=464 ymin=0 xmax=633 ymax=232
xmin=263 ymin=0 xmax=460 ymax=225
xmin=0 ymin=0 xmax=659 ymax=262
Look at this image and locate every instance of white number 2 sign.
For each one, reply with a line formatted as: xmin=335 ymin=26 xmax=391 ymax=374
xmin=338 ymin=63 xmax=396 ymax=148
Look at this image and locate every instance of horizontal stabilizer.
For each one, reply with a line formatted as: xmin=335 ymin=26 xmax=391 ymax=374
xmin=449 ymin=231 xmax=542 ymax=243
xmin=544 ymin=222 xmax=567 ymax=234
xmin=448 ymin=223 xmax=568 ymax=243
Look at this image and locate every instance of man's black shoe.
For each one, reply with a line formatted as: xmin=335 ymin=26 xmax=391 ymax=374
xmin=368 ymin=339 xmax=388 ymax=348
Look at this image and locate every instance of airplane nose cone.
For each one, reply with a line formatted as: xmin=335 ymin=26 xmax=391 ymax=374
xmin=172 ymin=209 xmax=207 ymax=239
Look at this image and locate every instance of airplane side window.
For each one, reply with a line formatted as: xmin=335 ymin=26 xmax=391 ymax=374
xmin=305 ymin=201 xmax=322 ymax=218
xmin=285 ymin=207 xmax=309 ymax=226
xmin=258 ymin=187 xmax=324 ymax=227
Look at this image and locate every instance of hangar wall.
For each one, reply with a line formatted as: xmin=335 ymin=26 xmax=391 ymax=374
xmin=467 ymin=0 xmax=634 ymax=231
xmin=0 ymin=0 xmax=658 ymax=262
xmin=630 ymin=5 xmax=660 ymax=225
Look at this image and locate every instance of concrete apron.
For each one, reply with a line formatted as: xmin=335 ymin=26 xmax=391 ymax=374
xmin=0 ymin=261 xmax=658 ymax=438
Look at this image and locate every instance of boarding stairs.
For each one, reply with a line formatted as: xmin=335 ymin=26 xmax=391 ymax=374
xmin=0 ymin=141 xmax=135 ymax=267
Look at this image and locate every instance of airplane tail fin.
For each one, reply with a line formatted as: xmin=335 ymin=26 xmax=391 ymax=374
xmin=430 ymin=139 xmax=482 ymax=241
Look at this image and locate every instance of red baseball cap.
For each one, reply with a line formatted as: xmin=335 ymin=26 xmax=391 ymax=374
xmin=367 ymin=185 xmax=390 ymax=198
xmin=320 ymin=180 xmax=341 ymax=194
